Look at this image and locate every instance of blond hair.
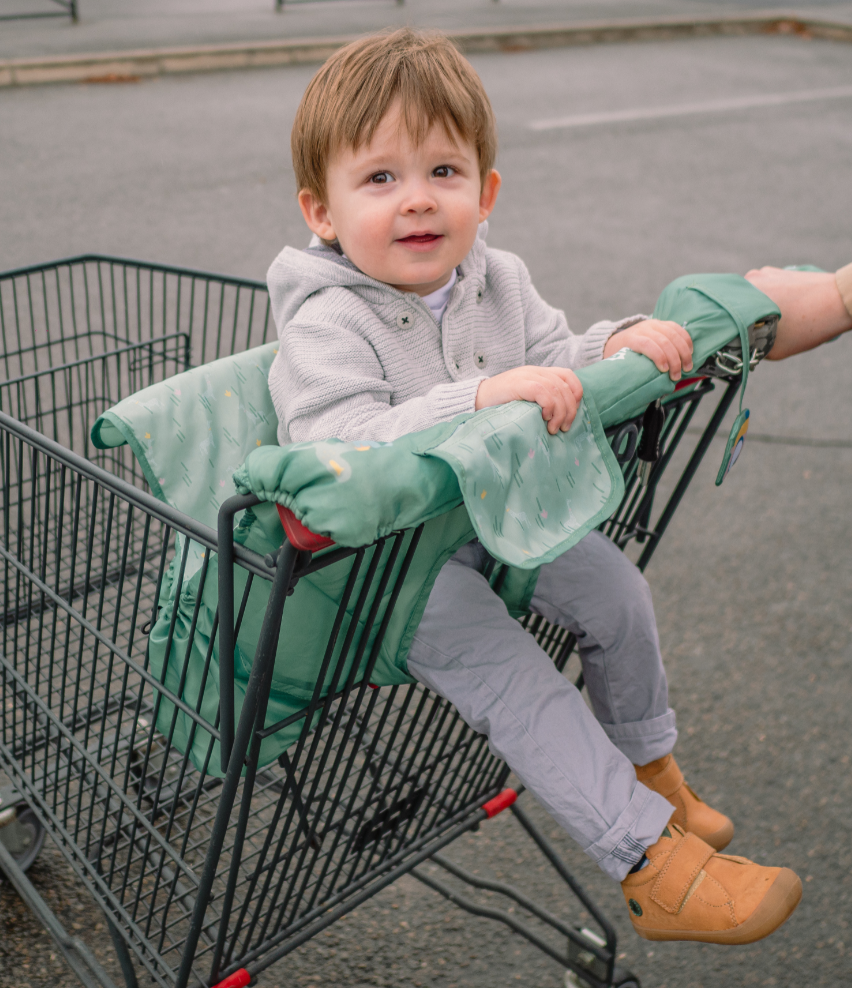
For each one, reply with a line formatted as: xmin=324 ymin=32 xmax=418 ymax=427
xmin=292 ymin=28 xmax=497 ymax=202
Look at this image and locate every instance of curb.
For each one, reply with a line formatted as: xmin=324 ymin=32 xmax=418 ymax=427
xmin=1 ymin=11 xmax=851 ymax=87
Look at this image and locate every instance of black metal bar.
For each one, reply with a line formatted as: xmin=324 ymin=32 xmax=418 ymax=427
xmin=636 ymin=378 xmax=739 ymax=571
xmin=0 ymin=542 xmax=219 ymax=736
xmin=0 ymin=254 xmax=266 ymax=292
xmin=217 ymin=492 xmax=263 ymax=772
xmin=0 ymin=761 xmax=180 ymax=988
xmin=0 ymin=409 xmax=270 ymax=580
xmin=510 ymin=801 xmax=616 ymax=985
xmin=0 ymin=838 xmax=122 ymax=988
xmin=224 ymin=804 xmax=490 ymax=981
xmin=209 ymin=536 xmax=302 ymax=983
xmin=0 ymin=660 xmax=202 ymax=881
xmin=0 ymin=0 xmax=75 ymax=21
xmin=272 ymin=540 xmax=401 ymax=932
xmin=428 ymin=850 xmax=595 ymax=949
xmin=256 ymin=549 xmax=366 ymax=741
xmin=107 ymin=916 xmax=140 ymax=988
xmin=0 ymin=333 xmax=190 ymax=390
xmin=174 ymin=541 xmax=298 ymax=988
xmin=412 ymin=864 xmax=574 ymax=969
xmin=428 ymin=845 xmax=620 ymax=981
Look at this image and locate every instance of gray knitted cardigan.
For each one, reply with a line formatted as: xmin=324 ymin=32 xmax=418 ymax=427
xmin=267 ymin=224 xmax=638 ymax=445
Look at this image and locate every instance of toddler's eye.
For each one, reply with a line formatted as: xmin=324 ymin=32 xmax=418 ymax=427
xmin=369 ymin=171 xmax=393 ymax=185
xmin=433 ymin=165 xmax=455 ymax=179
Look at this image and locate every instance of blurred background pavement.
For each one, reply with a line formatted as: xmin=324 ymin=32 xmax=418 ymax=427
xmin=1 ymin=0 xmax=852 ymax=60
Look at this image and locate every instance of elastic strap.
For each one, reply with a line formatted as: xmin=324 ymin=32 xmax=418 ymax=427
xmin=689 ymin=285 xmax=751 ymax=414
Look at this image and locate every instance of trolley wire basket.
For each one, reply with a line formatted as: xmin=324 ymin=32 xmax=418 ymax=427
xmin=0 ymin=255 xmax=741 ymax=988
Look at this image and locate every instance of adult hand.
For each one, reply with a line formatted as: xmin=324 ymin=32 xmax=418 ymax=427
xmin=603 ymin=319 xmax=694 ymax=381
xmin=475 ymin=366 xmax=584 ymax=435
xmin=744 ymin=266 xmax=852 ymax=359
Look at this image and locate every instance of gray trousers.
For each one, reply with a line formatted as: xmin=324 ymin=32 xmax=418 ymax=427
xmin=406 ymin=533 xmax=676 ymax=882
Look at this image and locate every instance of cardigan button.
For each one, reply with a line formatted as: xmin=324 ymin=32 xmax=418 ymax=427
xmin=476 ymin=289 xmax=483 ymax=303
xmin=475 ymin=352 xmax=487 ymax=368
xmin=396 ymin=311 xmax=415 ymax=329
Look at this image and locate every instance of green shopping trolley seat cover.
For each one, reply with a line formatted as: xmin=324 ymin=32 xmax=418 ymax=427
xmin=235 ymin=392 xmax=624 ymax=571
xmin=91 ymin=272 xmax=780 ymax=772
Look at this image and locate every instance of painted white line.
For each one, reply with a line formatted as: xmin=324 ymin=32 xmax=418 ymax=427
xmin=530 ymin=85 xmax=852 ymax=130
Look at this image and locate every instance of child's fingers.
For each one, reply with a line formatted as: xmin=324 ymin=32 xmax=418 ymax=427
xmin=651 ymin=333 xmax=685 ymax=380
xmin=529 ymin=379 xmax=559 ymax=433
xmin=484 ymin=367 xmax=581 ymax=432
xmin=659 ymin=320 xmax=694 ymax=371
xmin=567 ymin=371 xmax=584 ymax=403
xmin=627 ymin=335 xmax=673 ymax=377
xmin=545 ymin=381 xmax=570 ymax=435
xmin=534 ymin=377 xmax=575 ymax=434
xmin=551 ymin=375 xmax=580 ymax=432
xmin=636 ymin=324 xmax=691 ymax=380
xmin=548 ymin=367 xmax=584 ymax=405
xmin=558 ymin=386 xmax=579 ymax=432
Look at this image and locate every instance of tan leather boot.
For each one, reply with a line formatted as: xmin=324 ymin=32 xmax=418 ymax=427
xmin=636 ymin=754 xmax=734 ymax=851
xmin=621 ymin=825 xmax=802 ymax=944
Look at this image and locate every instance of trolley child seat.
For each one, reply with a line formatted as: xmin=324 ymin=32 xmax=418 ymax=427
xmin=0 ymin=254 xmax=780 ymax=988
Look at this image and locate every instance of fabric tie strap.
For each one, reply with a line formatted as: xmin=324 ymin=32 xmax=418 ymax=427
xmin=650 ymin=832 xmax=716 ymax=914
xmin=683 ymin=283 xmax=753 ymax=486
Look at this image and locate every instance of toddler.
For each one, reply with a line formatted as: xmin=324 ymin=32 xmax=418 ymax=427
xmin=267 ymin=28 xmax=806 ymax=943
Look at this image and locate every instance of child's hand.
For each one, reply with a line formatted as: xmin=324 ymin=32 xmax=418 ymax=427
xmin=603 ymin=319 xmax=693 ymax=381
xmin=475 ymin=366 xmax=584 ymax=435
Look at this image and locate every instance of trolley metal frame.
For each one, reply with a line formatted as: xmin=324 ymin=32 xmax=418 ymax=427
xmin=0 ymin=0 xmax=77 ymax=22
xmin=275 ymin=0 xmax=401 ymax=10
xmin=0 ymin=255 xmax=739 ymax=988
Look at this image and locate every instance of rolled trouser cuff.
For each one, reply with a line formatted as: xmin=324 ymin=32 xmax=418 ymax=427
xmin=600 ymin=707 xmax=677 ymax=765
xmin=586 ymin=783 xmax=675 ymax=882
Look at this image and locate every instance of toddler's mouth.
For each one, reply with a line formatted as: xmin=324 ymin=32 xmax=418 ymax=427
xmin=396 ymin=233 xmax=444 ymax=251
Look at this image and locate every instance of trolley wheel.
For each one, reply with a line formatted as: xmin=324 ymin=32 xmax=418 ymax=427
xmin=565 ymin=967 xmax=640 ymax=988
xmin=0 ymin=803 xmax=46 ymax=872
xmin=612 ymin=976 xmax=640 ymax=988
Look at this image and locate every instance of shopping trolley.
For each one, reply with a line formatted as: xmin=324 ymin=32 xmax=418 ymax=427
xmin=0 ymin=255 xmax=756 ymax=988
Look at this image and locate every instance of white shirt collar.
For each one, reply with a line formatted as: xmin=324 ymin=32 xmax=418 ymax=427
xmin=420 ymin=269 xmax=458 ymax=324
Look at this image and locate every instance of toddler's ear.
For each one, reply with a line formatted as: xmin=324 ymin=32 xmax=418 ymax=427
xmin=479 ymin=169 xmax=501 ymax=222
xmin=298 ymin=189 xmax=336 ymax=242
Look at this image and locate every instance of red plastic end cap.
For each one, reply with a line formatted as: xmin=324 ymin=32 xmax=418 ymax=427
xmin=674 ymin=375 xmax=707 ymax=392
xmin=211 ymin=969 xmax=251 ymax=988
xmin=276 ymin=504 xmax=335 ymax=552
xmin=482 ymin=788 xmax=517 ymax=819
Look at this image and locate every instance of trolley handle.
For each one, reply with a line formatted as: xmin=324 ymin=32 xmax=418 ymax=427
xmin=218 ymin=492 xmax=263 ymax=773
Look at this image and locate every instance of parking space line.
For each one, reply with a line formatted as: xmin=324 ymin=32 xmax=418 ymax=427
xmin=530 ymin=85 xmax=852 ymax=130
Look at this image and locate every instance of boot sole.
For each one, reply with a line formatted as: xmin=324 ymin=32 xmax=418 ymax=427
xmin=634 ymin=868 xmax=802 ymax=945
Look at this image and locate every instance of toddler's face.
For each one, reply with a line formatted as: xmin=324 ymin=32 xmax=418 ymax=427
xmin=299 ymin=102 xmax=500 ymax=296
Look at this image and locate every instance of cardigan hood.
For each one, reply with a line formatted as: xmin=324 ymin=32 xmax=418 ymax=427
xmin=266 ymin=223 xmax=490 ymax=331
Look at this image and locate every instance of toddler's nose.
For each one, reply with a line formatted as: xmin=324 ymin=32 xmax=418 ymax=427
xmin=401 ymin=179 xmax=438 ymax=213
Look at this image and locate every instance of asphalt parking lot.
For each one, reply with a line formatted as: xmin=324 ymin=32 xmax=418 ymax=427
xmin=1 ymin=28 xmax=851 ymax=988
